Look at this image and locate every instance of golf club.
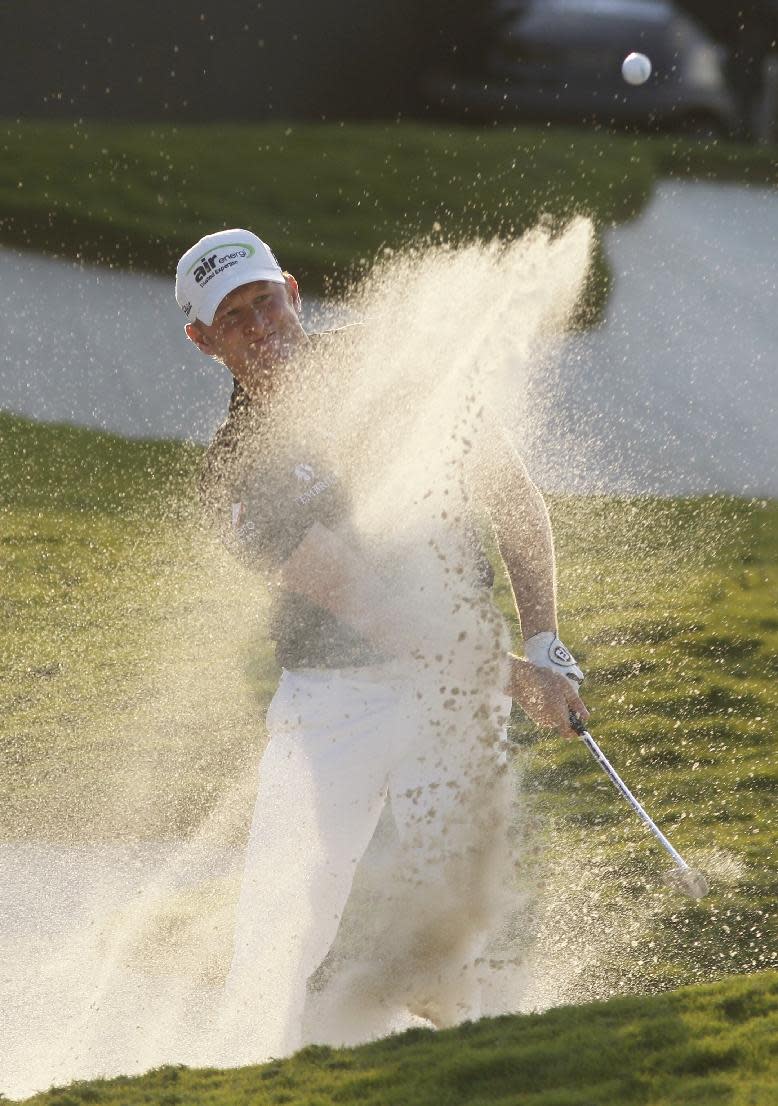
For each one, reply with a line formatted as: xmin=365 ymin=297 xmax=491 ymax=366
xmin=569 ymin=713 xmax=709 ymax=899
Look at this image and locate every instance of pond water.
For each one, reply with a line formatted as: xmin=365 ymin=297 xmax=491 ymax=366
xmin=538 ymin=179 xmax=778 ymax=497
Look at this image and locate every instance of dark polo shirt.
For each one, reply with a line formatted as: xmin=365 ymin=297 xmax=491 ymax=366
xmin=198 ymin=331 xmax=494 ymax=670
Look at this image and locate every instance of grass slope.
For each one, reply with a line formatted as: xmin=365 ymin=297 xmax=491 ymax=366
xmin=0 ymin=411 xmax=274 ymax=842
xmin=517 ymin=493 xmax=778 ymax=995
xmin=13 ymin=970 xmax=778 ymax=1105
xmin=1 ymin=119 xmax=775 ymax=303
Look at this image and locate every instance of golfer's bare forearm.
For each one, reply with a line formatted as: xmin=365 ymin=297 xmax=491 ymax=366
xmin=475 ymin=441 xmax=558 ymax=641
xmin=466 ymin=421 xmax=559 ymax=640
xmin=493 ymin=479 xmax=558 ymax=641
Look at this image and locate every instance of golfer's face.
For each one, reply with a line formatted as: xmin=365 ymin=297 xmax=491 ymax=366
xmin=208 ymin=279 xmax=306 ymax=393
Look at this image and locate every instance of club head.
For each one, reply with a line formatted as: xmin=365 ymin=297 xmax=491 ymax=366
xmin=662 ymin=866 xmax=709 ymax=900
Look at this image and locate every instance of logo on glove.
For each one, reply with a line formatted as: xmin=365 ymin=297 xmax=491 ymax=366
xmin=552 ymin=643 xmax=573 ymax=665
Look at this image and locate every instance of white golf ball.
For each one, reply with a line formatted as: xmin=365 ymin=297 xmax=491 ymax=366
xmin=621 ymin=52 xmax=652 ymax=86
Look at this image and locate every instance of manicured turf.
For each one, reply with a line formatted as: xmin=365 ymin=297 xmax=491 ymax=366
xmin=13 ymin=970 xmax=778 ymax=1105
xmin=1 ymin=119 xmax=774 ymax=307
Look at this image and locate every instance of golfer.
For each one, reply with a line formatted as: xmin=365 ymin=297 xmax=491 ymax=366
xmin=175 ymin=229 xmax=588 ymax=1061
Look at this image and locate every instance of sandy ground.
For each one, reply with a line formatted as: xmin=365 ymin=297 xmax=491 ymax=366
xmin=1 ymin=180 xmax=777 ymax=493
xmin=0 ymin=841 xmax=243 ymax=1097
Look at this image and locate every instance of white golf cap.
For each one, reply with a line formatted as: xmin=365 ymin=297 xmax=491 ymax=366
xmin=175 ymin=229 xmax=286 ymax=326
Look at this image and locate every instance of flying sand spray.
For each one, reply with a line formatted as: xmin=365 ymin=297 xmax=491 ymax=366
xmin=2 ymin=216 xmax=724 ymax=1099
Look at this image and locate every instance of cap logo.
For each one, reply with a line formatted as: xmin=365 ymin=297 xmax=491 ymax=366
xmin=185 ymin=242 xmax=256 ymax=276
xmin=186 ymin=242 xmax=258 ymax=287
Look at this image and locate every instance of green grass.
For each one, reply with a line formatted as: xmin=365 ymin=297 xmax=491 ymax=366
xmin=1 ymin=119 xmax=775 ymax=309
xmin=0 ymin=411 xmax=274 ymax=842
xmin=13 ymin=970 xmax=778 ymax=1105
xmin=2 ymin=412 xmax=777 ymax=1102
xmin=511 ymin=493 xmax=778 ymax=997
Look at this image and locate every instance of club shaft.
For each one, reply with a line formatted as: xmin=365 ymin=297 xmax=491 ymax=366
xmin=579 ymin=729 xmax=689 ymax=870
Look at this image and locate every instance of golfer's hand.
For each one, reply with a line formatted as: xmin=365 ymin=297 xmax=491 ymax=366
xmin=505 ymin=653 xmax=589 ymax=740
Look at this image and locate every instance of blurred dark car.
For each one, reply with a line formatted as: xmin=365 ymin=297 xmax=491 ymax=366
xmin=424 ymin=0 xmax=738 ymax=134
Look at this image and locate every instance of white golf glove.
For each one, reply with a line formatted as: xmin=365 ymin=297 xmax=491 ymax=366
xmin=524 ymin=631 xmax=584 ymax=689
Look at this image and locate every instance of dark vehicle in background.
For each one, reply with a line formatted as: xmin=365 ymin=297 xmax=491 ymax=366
xmin=424 ymin=0 xmax=738 ymax=135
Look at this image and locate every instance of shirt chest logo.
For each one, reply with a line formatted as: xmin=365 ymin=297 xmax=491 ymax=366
xmin=292 ymin=461 xmax=337 ymax=506
xmin=294 ymin=462 xmax=315 ymax=484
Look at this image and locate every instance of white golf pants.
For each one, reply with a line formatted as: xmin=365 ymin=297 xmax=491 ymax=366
xmin=221 ymin=659 xmax=513 ymax=1062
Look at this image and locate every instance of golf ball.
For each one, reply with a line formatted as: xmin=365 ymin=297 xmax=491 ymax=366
xmin=621 ymin=52 xmax=652 ymax=86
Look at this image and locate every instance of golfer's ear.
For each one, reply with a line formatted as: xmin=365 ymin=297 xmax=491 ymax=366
xmin=284 ymin=272 xmax=302 ymax=313
xmin=185 ymin=321 xmax=210 ymax=353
